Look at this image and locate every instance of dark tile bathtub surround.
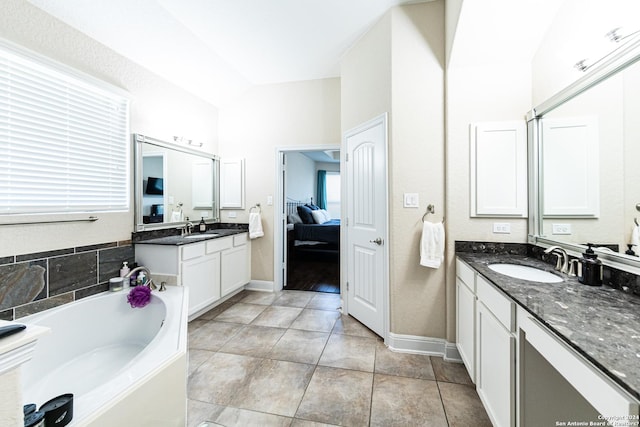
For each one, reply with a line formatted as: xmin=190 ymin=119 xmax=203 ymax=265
xmin=457 ymin=248 xmax=640 ymax=400
xmin=0 ymin=242 xmax=134 ymax=321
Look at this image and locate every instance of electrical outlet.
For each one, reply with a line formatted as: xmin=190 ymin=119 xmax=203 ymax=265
xmin=201 ymin=211 xmax=209 ymax=218
xmin=493 ymin=223 xmax=511 ymax=234
xmin=552 ymin=223 xmax=572 ymax=235
xmin=227 ymin=211 xmax=237 ymax=218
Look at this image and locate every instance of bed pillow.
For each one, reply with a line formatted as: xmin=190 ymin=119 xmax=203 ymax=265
xmin=311 ymin=209 xmax=326 ymax=224
xmin=288 ymin=212 xmax=303 ymax=224
xmin=320 ymin=209 xmax=331 ymax=222
xmin=297 ymin=205 xmax=315 ymax=224
xmin=305 ymin=203 xmax=320 ymax=210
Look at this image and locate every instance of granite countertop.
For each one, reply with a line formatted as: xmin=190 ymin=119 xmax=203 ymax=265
xmin=457 ymin=252 xmax=640 ymax=400
xmin=135 ymin=228 xmax=248 ymax=246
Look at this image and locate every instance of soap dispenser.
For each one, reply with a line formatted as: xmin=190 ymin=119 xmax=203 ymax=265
xmin=579 ymin=243 xmax=603 ymax=286
xmin=199 ymin=217 xmax=206 ymax=233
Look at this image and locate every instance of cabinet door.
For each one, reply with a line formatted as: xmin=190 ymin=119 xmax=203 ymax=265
xmin=182 ymin=253 xmax=220 ymax=316
xmin=221 ymin=245 xmax=248 ymax=296
xmin=456 ymin=278 xmax=476 ymax=382
xmin=476 ymin=301 xmax=515 ymax=427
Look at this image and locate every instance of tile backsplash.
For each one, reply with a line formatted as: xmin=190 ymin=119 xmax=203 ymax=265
xmin=0 ymin=241 xmax=134 ymax=321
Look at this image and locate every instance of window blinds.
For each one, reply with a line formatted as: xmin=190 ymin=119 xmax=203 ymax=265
xmin=0 ymin=41 xmax=129 ymax=216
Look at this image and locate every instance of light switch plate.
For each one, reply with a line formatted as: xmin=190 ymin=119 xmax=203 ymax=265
xmin=493 ymin=223 xmax=511 ymax=234
xmin=267 ymin=195 xmax=273 ymax=206
xmin=403 ymin=193 xmax=419 ymax=208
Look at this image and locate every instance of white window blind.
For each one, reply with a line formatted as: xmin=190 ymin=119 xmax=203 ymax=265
xmin=0 ymin=41 xmax=129 ymax=216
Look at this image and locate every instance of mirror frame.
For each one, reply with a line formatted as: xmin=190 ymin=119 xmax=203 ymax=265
xmin=527 ymin=37 xmax=640 ymax=273
xmin=133 ymin=133 xmax=220 ymax=231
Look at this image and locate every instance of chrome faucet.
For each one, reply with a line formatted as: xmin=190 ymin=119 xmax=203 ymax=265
xmin=544 ymin=246 xmax=569 ymax=274
xmin=123 ymin=266 xmax=159 ymax=291
xmin=180 ymin=222 xmax=194 ymax=237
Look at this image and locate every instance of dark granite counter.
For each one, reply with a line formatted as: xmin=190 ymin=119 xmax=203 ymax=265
xmin=134 ymin=228 xmax=248 ymax=246
xmin=457 ymin=252 xmax=640 ymax=401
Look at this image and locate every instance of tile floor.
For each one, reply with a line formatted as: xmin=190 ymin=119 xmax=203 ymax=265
xmin=187 ymin=290 xmax=492 ymax=427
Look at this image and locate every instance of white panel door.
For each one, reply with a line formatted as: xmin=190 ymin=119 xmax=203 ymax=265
xmin=345 ymin=115 xmax=388 ymax=337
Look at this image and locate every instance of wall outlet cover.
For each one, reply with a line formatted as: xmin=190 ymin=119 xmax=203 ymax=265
xmin=227 ymin=211 xmax=237 ymax=218
xmin=552 ymin=223 xmax=572 ymax=235
xmin=493 ymin=223 xmax=511 ymax=234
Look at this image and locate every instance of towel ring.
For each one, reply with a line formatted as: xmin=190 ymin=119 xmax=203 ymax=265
xmin=250 ymin=203 xmax=261 ymax=214
xmin=422 ymin=204 xmax=444 ymax=223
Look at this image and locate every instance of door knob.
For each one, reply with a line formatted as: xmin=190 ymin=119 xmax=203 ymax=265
xmin=370 ymin=237 xmax=383 ymax=245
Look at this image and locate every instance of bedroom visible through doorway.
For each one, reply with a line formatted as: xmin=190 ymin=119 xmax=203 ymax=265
xmin=282 ymin=149 xmax=341 ymax=294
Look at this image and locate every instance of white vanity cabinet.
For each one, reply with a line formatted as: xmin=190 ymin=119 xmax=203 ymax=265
xmin=475 ymin=275 xmax=516 ymax=427
xmin=456 ymin=258 xmax=477 ymax=382
xmin=220 ymin=233 xmax=251 ymax=296
xmin=135 ymin=232 xmax=251 ymax=318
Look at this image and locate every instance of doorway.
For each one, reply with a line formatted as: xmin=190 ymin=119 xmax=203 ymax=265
xmin=274 ymin=146 xmax=341 ymax=294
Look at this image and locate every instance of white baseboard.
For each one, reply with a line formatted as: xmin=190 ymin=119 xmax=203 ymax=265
xmin=386 ymin=332 xmax=462 ymax=362
xmin=244 ymin=280 xmax=275 ymax=292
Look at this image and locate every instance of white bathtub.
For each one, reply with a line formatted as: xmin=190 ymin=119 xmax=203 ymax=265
xmin=19 ymin=286 xmax=188 ymax=427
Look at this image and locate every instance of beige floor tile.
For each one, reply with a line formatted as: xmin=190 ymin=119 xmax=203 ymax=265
xmin=318 ymin=333 xmax=376 ymax=372
xmin=189 ymin=321 xmax=244 ymax=351
xmin=290 ymin=420 xmax=339 ymax=427
xmin=296 ymin=366 xmax=372 ymax=427
xmin=220 ymin=325 xmax=286 ymax=357
xmin=438 ymin=381 xmax=492 ymax=427
xmin=214 ymin=303 xmax=267 ymax=324
xmin=198 ymin=300 xmax=236 ymax=320
xmin=188 ymin=319 xmax=208 ymax=332
xmin=306 ymin=293 xmax=342 ymax=311
xmin=251 ymin=305 xmax=303 ymax=328
xmin=431 ymin=356 xmax=473 ymax=385
xmin=188 ymin=349 xmax=215 ymax=376
xmin=269 ymin=329 xmax=330 ymax=365
xmin=332 ymin=314 xmax=378 ymax=338
xmin=233 ymin=359 xmax=315 ymax=417
xmin=187 ymin=399 xmax=225 ymax=427
xmin=240 ymin=290 xmax=282 ymax=305
xmin=273 ymin=291 xmax=315 ymax=308
xmin=370 ymin=374 xmax=448 ymax=427
xmin=188 ymin=352 xmax=262 ymax=405
xmin=290 ymin=309 xmax=340 ymax=332
xmin=374 ymin=341 xmax=436 ymax=380
xmin=214 ymin=407 xmax=292 ymax=427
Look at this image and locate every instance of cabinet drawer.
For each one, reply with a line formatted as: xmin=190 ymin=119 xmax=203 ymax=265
xmin=476 ymin=275 xmax=514 ymax=332
xmin=233 ymin=233 xmax=248 ymax=246
xmin=206 ymin=236 xmax=233 ymax=254
xmin=182 ymin=242 xmax=205 ymax=261
xmin=456 ymin=258 xmax=476 ymax=291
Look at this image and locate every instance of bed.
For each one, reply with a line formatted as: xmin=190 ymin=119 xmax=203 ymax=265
xmin=286 ymin=201 xmax=340 ymax=248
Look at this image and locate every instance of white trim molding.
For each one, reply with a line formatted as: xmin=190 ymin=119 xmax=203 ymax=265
xmin=387 ymin=332 xmax=462 ymax=362
xmin=245 ymin=280 xmax=275 ymax=292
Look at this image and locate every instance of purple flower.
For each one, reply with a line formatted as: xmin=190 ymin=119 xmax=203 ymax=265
xmin=127 ymin=285 xmax=151 ymax=308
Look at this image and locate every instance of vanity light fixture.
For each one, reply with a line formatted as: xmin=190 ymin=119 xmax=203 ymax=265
xmin=173 ymin=136 xmax=203 ymax=147
xmin=575 ymin=27 xmax=640 ymax=73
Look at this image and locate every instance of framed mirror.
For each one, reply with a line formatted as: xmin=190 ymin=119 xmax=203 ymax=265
xmin=134 ymin=134 xmax=219 ymax=231
xmin=528 ymin=37 xmax=640 ymax=270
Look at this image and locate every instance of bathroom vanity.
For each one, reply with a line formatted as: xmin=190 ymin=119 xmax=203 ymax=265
xmin=135 ymin=230 xmax=251 ymax=319
xmin=456 ymin=252 xmax=640 ymax=427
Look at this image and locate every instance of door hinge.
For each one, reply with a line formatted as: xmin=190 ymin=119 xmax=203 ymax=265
xmin=345 ymin=153 xmax=349 ymax=162
xmin=345 ymin=217 xmax=348 ymax=226
xmin=346 ymin=281 xmax=349 ymax=291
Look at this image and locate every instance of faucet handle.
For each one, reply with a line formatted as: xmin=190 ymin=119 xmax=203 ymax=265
xmin=568 ymin=259 xmax=579 ymax=277
xmin=551 ymin=252 xmax=563 ymax=271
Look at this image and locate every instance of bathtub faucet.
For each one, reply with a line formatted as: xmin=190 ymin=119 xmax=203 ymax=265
xmin=124 ymin=266 xmax=160 ymax=291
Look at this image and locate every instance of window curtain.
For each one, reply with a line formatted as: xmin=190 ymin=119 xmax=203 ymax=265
xmin=316 ymin=170 xmax=327 ymax=209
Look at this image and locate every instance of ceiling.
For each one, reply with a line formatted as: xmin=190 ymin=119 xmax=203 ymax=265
xmin=27 ymin=0 xmax=423 ymax=107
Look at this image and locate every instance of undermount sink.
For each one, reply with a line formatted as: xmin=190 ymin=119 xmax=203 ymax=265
xmin=183 ymin=233 xmax=219 ymax=239
xmin=488 ymin=263 xmax=563 ymax=283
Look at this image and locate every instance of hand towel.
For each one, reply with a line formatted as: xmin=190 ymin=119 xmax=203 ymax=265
xmin=249 ymin=212 xmax=264 ymax=239
xmin=170 ymin=211 xmax=183 ymax=222
xmin=420 ymin=221 xmax=445 ymax=269
xmin=632 ymin=225 xmax=640 ymax=252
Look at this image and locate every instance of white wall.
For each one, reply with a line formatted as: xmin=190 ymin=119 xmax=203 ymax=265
xmin=285 ymin=152 xmax=316 ymax=203
xmin=0 ymin=0 xmax=219 ymax=257
xmin=218 ymin=78 xmax=341 ymax=281
xmin=342 ymin=2 xmax=446 ymax=338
